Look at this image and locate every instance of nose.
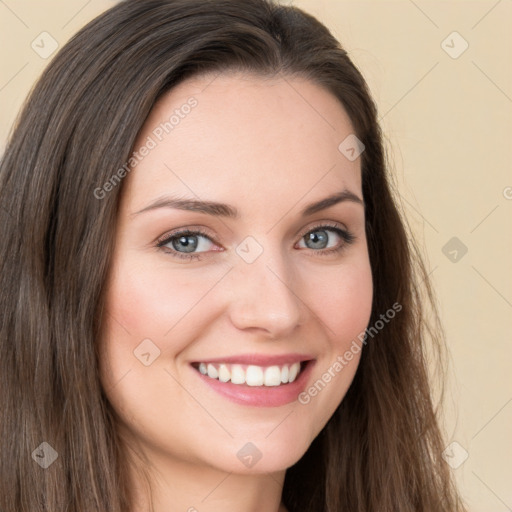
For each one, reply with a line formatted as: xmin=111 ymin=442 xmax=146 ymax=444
xmin=225 ymin=251 xmax=303 ymax=339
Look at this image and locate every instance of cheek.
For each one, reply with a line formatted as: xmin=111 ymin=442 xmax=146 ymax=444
xmin=103 ymin=258 xmax=230 ymax=348
xmin=97 ymin=258 xmax=231 ymax=397
xmin=294 ymin=258 xmax=372 ymax=429
xmin=305 ymin=258 xmax=373 ymax=347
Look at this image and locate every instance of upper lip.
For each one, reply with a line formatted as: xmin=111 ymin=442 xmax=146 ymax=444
xmin=191 ymin=353 xmax=314 ymax=366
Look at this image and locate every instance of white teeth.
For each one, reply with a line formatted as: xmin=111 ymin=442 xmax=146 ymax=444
xmin=288 ymin=362 xmax=300 ymax=382
xmin=196 ymin=361 xmax=304 ymax=386
xmin=218 ymin=364 xmax=230 ymax=383
xmin=207 ymin=363 xmax=218 ymax=379
xmin=246 ymin=365 xmax=264 ymax=386
xmin=264 ymin=366 xmax=282 ymax=386
xmin=230 ymin=364 xmax=246 ymax=384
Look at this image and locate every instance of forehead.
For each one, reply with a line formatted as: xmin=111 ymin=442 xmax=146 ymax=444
xmin=123 ymin=72 xmax=362 ymax=215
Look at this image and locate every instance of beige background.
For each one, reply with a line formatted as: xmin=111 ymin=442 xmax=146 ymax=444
xmin=1 ymin=1 xmax=511 ymax=510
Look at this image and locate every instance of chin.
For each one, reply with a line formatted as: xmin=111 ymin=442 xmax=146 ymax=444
xmin=199 ymin=429 xmax=314 ymax=475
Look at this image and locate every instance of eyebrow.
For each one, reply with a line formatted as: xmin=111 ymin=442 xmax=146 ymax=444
xmin=132 ymin=189 xmax=364 ymax=218
xmin=300 ymin=189 xmax=364 ymax=216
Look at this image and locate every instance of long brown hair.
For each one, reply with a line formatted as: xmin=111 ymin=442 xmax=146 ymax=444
xmin=0 ymin=0 xmax=466 ymax=510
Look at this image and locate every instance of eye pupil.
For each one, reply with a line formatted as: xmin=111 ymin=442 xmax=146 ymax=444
xmin=305 ymin=230 xmax=328 ymax=249
xmin=172 ymin=235 xmax=198 ymax=253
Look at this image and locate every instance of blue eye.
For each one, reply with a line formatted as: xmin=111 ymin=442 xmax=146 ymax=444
xmin=157 ymin=224 xmax=355 ymax=261
xmin=297 ymin=225 xmax=355 ymax=254
xmin=157 ymin=229 xmax=217 ymax=260
xmin=302 ymin=229 xmax=332 ymax=250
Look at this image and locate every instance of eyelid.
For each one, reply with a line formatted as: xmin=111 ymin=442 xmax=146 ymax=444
xmin=155 ymin=225 xmax=221 ymax=248
xmin=156 ymin=221 xmax=348 ymax=247
xmin=295 ymin=220 xmax=349 ymax=239
xmin=155 ymin=220 xmax=355 ymax=260
xmin=155 ymin=226 xmax=223 ymax=262
xmin=294 ymin=221 xmax=356 ymax=253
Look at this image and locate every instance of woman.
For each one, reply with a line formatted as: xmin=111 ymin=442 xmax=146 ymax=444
xmin=0 ymin=0 xmax=467 ymax=510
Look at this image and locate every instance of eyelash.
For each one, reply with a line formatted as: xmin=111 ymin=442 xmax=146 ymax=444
xmin=156 ymin=222 xmax=356 ymax=261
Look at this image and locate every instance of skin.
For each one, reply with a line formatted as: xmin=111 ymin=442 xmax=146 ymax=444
xmin=98 ymin=71 xmax=373 ymax=512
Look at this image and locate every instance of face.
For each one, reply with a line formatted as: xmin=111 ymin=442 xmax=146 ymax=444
xmin=98 ymin=72 xmax=373 ymax=476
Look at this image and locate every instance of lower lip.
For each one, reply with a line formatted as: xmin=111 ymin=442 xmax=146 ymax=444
xmin=192 ymin=361 xmax=315 ymax=407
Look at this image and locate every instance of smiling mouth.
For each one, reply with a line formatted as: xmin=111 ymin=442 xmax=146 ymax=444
xmin=191 ymin=361 xmax=310 ymax=387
